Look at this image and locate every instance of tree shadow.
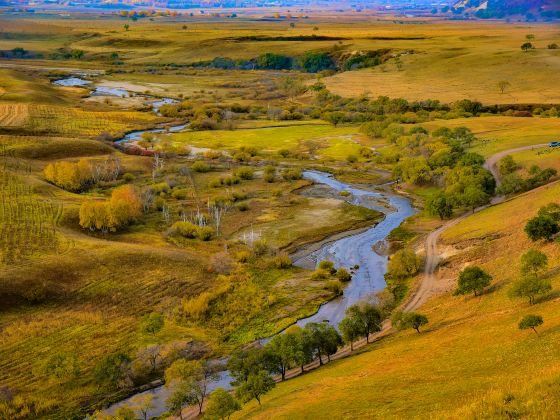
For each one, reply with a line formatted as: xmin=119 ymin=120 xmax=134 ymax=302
xmin=533 ymin=289 xmax=560 ymax=305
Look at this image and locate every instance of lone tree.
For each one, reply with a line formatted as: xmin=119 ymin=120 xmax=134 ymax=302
xmin=455 ymin=266 xmax=492 ymax=296
xmin=497 ymin=80 xmax=511 ymax=94
xmin=524 ymin=214 xmax=559 ymax=241
xmin=205 ymin=388 xmax=241 ymax=419
xmin=393 ymin=312 xmax=429 ymax=333
xmin=519 ymin=314 xmax=543 ymax=335
xmin=521 ymin=42 xmax=534 ymax=51
xmin=509 ymin=276 xmax=552 ymax=305
xmin=520 ymin=249 xmax=548 ymax=278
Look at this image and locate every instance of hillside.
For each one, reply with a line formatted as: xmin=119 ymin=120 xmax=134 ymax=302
xmin=234 ymin=181 xmax=560 ymax=418
xmin=453 ymin=0 xmax=560 ymax=19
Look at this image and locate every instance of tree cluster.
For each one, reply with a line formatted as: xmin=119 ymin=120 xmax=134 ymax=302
xmin=79 ymin=184 xmax=142 ymax=233
xmin=44 ymin=157 xmax=121 ymax=192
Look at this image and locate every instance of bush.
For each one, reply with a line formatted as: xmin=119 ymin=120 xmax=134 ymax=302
xmin=170 ymin=221 xmax=199 ymax=239
xmin=318 ymin=260 xmax=336 ymax=274
xmin=171 ymin=189 xmax=189 ymax=199
xmin=271 ymin=253 xmax=292 ymax=269
xmin=311 ymin=269 xmax=331 ymax=281
xmin=235 ymin=251 xmax=252 ymax=263
xmin=253 ymin=240 xmax=270 ymax=256
xmin=122 ymin=172 xmax=135 ymax=182
xmin=282 ymin=168 xmax=303 ymax=181
xmin=336 ymin=268 xmax=352 ymax=282
xmin=325 ymin=280 xmax=344 ymax=296
xmin=198 ymin=226 xmax=214 ymax=241
xmin=234 ymin=167 xmax=254 ymax=180
xmin=191 ymin=161 xmax=211 ymax=173
xmin=237 ymin=202 xmax=250 ymax=212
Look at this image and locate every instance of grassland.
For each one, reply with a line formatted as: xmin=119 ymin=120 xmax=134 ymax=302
xmin=1 ymin=10 xmax=559 ymax=419
xmin=419 ymin=116 xmax=560 ymax=156
xmin=167 ymin=124 xmax=368 ymax=160
xmin=234 ymin=181 xmax=560 ymax=419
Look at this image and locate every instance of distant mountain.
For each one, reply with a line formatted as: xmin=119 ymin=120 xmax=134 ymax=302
xmin=453 ymin=0 xmax=560 ymax=19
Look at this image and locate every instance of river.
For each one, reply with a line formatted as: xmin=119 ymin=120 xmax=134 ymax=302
xmin=52 ymin=76 xmax=415 ymax=418
xmin=103 ymin=171 xmax=415 ymax=418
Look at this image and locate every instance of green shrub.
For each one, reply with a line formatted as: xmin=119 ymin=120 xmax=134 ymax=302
xmin=171 ymin=189 xmax=189 ymax=199
xmin=191 ymin=161 xmax=211 ymax=173
xmin=198 ymin=226 xmax=214 ymax=241
xmin=122 ymin=172 xmax=135 ymax=182
xmin=282 ymin=168 xmax=303 ymax=181
xmin=271 ymin=253 xmax=292 ymax=269
xmin=170 ymin=221 xmax=199 ymax=238
xmin=325 ymin=279 xmax=344 ymax=296
xmin=311 ymin=269 xmax=330 ymax=281
xmin=234 ymin=167 xmax=254 ymax=180
xmin=336 ymin=268 xmax=352 ymax=282
xmin=237 ymin=202 xmax=250 ymax=212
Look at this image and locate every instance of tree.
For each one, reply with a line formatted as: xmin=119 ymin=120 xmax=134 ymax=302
xmin=166 ymin=381 xmax=191 ymax=420
xmin=263 ymin=333 xmax=298 ymax=381
xmin=285 ymin=325 xmax=314 ymax=373
xmin=235 ymin=370 xmax=275 ymax=406
xmin=463 ymin=186 xmax=488 ymax=213
xmin=498 ymin=155 xmax=518 ymax=176
xmin=386 ymin=248 xmax=421 ymax=280
xmin=455 ymin=266 xmax=492 ymax=296
xmin=204 ymin=388 xmax=240 ymax=420
xmin=124 ymin=24 xmax=130 ymax=31
xmin=520 ymin=249 xmax=548 ymax=278
xmin=165 ymin=359 xmax=219 ymax=414
xmin=497 ymin=80 xmax=510 ymax=94
xmin=140 ymin=312 xmax=164 ymax=335
xmin=339 ymin=316 xmax=361 ymax=351
xmin=393 ymin=312 xmax=428 ymax=333
xmin=227 ymin=348 xmax=265 ymax=385
xmin=93 ymin=353 xmax=131 ymax=389
xmin=518 ymin=315 xmax=543 ymax=335
xmin=521 ymin=42 xmax=534 ymax=51
xmin=509 ymin=276 xmax=552 ymax=305
xmin=129 ymin=394 xmax=154 ymax=420
xmin=538 ymin=203 xmax=560 ymax=222
xmin=426 ymin=192 xmax=453 ymax=220
xmin=302 ymin=322 xmax=342 ymax=365
xmin=524 ymin=215 xmax=559 ymax=241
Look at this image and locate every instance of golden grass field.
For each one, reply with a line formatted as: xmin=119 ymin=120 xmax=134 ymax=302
xmin=234 ymin=181 xmax=560 ymax=419
xmin=420 ymin=115 xmax=560 ymax=156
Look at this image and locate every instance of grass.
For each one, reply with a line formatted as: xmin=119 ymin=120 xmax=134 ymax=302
xmin=234 ymin=196 xmax=382 ymax=250
xmin=167 ymin=124 xmax=366 ymax=159
xmin=418 ymin=116 xmax=560 ymax=156
xmin=234 ymin=181 xmax=560 ymax=419
xmin=510 ymin=146 xmax=560 ymax=174
xmin=322 ymin=22 xmax=560 ymax=104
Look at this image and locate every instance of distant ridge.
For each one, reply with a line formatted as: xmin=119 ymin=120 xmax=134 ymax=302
xmin=453 ymin=0 xmax=560 ymax=19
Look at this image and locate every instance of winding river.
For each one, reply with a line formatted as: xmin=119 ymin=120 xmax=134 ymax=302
xmin=104 ymin=171 xmax=415 ymax=418
xmin=53 ymin=76 xmax=415 ymax=418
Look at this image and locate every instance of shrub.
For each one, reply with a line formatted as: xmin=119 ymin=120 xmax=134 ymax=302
xmin=170 ymin=221 xmax=199 ymax=238
xmin=237 ymin=202 xmax=250 ymax=212
xmin=234 ymin=167 xmax=254 ymax=180
xmin=253 ymin=240 xmax=270 ymax=256
xmin=311 ymin=269 xmax=330 ymax=281
xmin=122 ymin=172 xmax=135 ymax=182
xmin=198 ymin=226 xmax=214 ymax=241
xmin=191 ymin=161 xmax=211 ymax=173
xmin=235 ymin=251 xmax=252 ymax=263
xmin=171 ymin=189 xmax=189 ymax=199
xmin=282 ymin=168 xmax=303 ymax=181
xmin=318 ymin=260 xmax=336 ymax=274
xmin=336 ymin=268 xmax=352 ymax=282
xmin=325 ymin=280 xmax=344 ymax=296
xmin=271 ymin=253 xmax=292 ymax=269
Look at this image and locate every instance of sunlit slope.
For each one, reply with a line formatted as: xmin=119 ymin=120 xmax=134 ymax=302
xmin=235 ymin=181 xmax=560 ymax=419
